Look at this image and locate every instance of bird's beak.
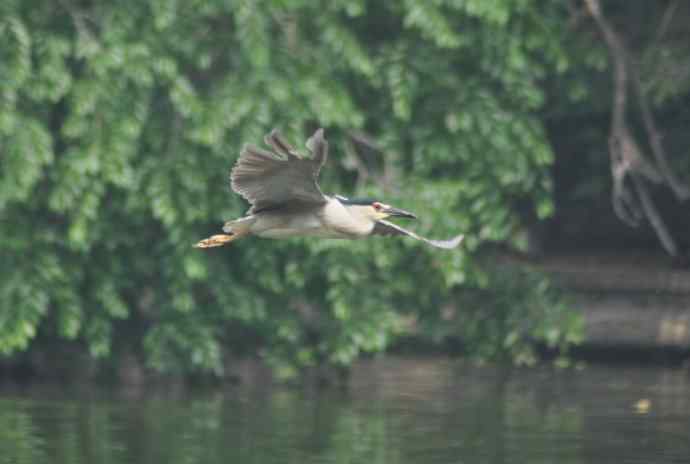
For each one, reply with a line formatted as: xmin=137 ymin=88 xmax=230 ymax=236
xmin=384 ymin=206 xmax=417 ymax=219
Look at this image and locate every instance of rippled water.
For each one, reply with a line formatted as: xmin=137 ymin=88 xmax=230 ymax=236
xmin=1 ymin=359 xmax=689 ymax=464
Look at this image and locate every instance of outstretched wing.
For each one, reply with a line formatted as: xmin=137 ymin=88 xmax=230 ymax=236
xmin=373 ymin=220 xmax=464 ymax=249
xmin=230 ymin=128 xmax=329 ymax=213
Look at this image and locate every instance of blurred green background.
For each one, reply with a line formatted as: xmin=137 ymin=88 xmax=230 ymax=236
xmin=1 ymin=0 xmax=688 ymax=381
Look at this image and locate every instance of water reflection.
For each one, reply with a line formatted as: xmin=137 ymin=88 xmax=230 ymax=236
xmin=1 ymin=359 xmax=689 ymax=464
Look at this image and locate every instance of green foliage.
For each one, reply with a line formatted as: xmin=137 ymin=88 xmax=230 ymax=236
xmin=418 ymin=261 xmax=584 ymax=366
xmin=0 ymin=0 xmax=582 ymax=376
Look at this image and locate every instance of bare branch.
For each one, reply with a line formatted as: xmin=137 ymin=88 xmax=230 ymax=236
xmin=654 ymin=0 xmax=679 ymax=46
xmin=584 ymin=0 xmax=628 ymax=130
xmin=610 ymin=137 xmax=642 ymax=226
xmin=347 ymin=130 xmax=400 ymax=194
xmin=611 ymin=127 xmax=663 ymax=184
xmin=631 ymin=71 xmax=690 ymax=200
xmin=632 ymin=174 xmax=678 ymax=256
xmin=348 ymin=130 xmax=385 ymax=153
xmin=343 ymin=138 xmax=370 ymax=191
xmin=584 ymin=0 xmax=684 ymax=258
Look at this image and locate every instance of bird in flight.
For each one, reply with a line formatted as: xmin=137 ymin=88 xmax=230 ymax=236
xmin=195 ymin=128 xmax=464 ymax=249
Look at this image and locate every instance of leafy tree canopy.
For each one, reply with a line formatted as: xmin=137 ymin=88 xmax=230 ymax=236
xmin=0 ymin=0 xmax=584 ymax=377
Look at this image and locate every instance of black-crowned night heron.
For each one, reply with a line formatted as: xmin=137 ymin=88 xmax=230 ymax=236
xmin=195 ymin=129 xmax=464 ymax=249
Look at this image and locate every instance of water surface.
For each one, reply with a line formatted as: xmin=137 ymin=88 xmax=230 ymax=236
xmin=1 ymin=358 xmax=689 ymax=463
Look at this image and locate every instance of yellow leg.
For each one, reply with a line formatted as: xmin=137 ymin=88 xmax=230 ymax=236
xmin=194 ymin=233 xmax=242 ymax=248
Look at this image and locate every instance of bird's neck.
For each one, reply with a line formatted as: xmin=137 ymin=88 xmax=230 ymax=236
xmin=323 ymin=200 xmax=375 ymax=237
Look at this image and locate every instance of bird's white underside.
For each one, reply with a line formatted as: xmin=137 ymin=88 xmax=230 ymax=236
xmin=249 ymin=199 xmax=373 ymax=239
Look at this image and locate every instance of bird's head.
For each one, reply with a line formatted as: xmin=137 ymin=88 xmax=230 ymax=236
xmin=369 ymin=201 xmax=417 ymax=221
xmin=337 ymin=196 xmax=417 ymax=222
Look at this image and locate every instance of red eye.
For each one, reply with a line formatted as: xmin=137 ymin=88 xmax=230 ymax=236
xmin=373 ymin=202 xmax=382 ymax=211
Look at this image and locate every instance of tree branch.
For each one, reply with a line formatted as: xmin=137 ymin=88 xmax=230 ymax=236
xmin=583 ymin=0 xmax=628 ymax=130
xmin=653 ymin=0 xmax=679 ymax=46
xmin=631 ymin=71 xmax=690 ymax=200
xmin=632 ymin=174 xmax=678 ymax=256
xmin=584 ymin=0 xmax=681 ymax=258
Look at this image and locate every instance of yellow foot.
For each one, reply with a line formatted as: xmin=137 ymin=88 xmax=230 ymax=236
xmin=194 ymin=234 xmax=236 ymax=248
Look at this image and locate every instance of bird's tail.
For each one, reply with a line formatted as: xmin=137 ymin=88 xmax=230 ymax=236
xmin=222 ymin=215 xmax=255 ymax=234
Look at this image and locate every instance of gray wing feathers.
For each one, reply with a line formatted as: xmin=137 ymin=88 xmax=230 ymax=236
xmin=230 ymin=129 xmax=328 ymax=213
xmin=305 ymin=128 xmax=328 ymax=172
xmin=373 ymin=220 xmax=464 ymax=249
xmin=264 ymin=128 xmax=299 ymax=159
